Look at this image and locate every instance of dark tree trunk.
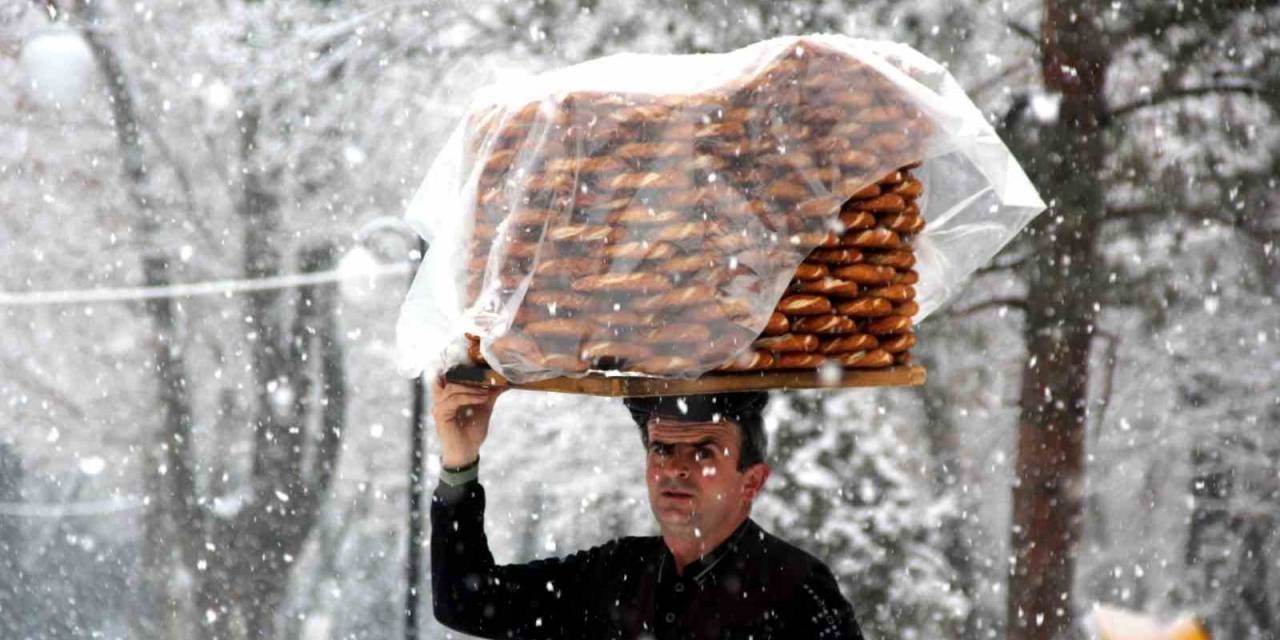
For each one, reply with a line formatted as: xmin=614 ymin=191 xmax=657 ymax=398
xmin=1007 ymin=2 xmax=1110 ymax=639
xmin=219 ymin=162 xmax=345 ymax=636
xmin=77 ymin=4 xmax=200 ymax=636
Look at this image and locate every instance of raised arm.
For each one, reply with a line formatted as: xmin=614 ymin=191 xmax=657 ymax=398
xmin=428 ymin=377 xmax=588 ymax=639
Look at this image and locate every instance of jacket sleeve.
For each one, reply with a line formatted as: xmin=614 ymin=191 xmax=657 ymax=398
xmin=783 ymin=562 xmax=866 ymax=640
xmin=430 ymin=480 xmax=599 ymax=639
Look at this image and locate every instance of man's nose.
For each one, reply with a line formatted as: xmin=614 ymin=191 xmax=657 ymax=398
xmin=660 ymin=449 xmax=694 ymax=478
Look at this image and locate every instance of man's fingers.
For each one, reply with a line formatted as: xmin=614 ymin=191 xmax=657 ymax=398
xmin=438 ymin=384 xmax=490 ymax=401
xmin=432 ymin=380 xmax=503 ymax=432
xmin=436 ymin=388 xmax=498 ymax=421
xmin=437 ymin=379 xmax=488 ymax=394
xmin=443 ymin=393 xmax=494 ymax=411
xmin=440 ymin=385 xmax=503 ymax=406
xmin=439 ymin=382 xmax=484 ymax=395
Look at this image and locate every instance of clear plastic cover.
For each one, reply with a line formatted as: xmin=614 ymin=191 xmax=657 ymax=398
xmin=396 ymin=34 xmax=1045 ymax=383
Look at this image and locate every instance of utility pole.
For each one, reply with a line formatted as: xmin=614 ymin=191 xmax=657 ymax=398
xmin=404 ymin=237 xmax=428 ymax=640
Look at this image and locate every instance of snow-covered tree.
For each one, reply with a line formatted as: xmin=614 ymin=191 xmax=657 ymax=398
xmin=758 ymin=389 xmax=970 ymax=639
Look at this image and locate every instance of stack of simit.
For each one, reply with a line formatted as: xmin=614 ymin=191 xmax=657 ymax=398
xmin=458 ymin=40 xmax=930 ymax=379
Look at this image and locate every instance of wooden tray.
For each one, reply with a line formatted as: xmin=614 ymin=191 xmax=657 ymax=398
xmin=444 ymin=365 xmax=925 ymax=397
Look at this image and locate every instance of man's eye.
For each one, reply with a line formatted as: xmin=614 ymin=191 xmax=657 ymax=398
xmin=695 ymin=447 xmax=714 ymax=461
xmin=650 ymin=443 xmax=671 ymax=456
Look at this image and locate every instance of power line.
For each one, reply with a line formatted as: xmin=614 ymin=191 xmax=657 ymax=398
xmin=0 ymin=262 xmax=412 ymax=307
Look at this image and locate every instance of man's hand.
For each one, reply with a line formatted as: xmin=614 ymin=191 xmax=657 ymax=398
xmin=430 ymin=375 xmax=506 ymax=468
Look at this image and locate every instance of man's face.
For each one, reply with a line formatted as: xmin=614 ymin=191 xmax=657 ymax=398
xmin=644 ymin=416 xmax=769 ymax=541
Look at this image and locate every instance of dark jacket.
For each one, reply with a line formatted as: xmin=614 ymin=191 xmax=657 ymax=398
xmin=432 ymin=480 xmax=865 ymax=639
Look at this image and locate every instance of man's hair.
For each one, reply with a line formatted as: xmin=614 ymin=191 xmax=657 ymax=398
xmin=622 ymin=392 xmax=769 ymax=471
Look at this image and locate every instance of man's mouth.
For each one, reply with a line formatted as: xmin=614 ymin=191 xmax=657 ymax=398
xmin=661 ymin=487 xmax=695 ymax=499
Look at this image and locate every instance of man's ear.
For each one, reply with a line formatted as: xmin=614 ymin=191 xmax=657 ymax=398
xmin=742 ymin=463 xmax=771 ymax=501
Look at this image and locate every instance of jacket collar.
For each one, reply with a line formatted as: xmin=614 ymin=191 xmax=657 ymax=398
xmin=658 ymin=518 xmax=759 ymax=585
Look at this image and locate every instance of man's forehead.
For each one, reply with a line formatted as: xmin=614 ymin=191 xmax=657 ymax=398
xmin=647 ymin=417 xmax=737 ymax=441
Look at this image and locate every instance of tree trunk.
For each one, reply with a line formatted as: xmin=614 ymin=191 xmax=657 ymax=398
xmin=222 ymin=153 xmax=344 ymax=634
xmin=1007 ymin=2 xmax=1110 ymax=639
xmin=194 ymin=567 xmax=237 ymax=640
xmin=76 ymin=4 xmax=202 ymax=636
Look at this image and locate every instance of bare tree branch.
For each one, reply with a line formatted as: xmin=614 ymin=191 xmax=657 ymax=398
xmin=1106 ymin=204 xmax=1242 ymax=228
xmin=976 ymin=255 xmax=1028 ymax=276
xmin=1005 ymin=20 xmax=1040 ymax=49
xmin=944 ymin=297 xmax=1029 ymax=319
xmin=1103 ymin=205 xmax=1156 ymax=221
xmin=137 ymin=119 xmax=225 ymax=258
xmin=999 ymin=93 xmax=1031 ymax=137
xmin=1106 ymin=84 xmax=1270 ymax=123
xmin=966 ymin=62 xmax=1036 ymax=101
xmin=0 ymin=355 xmax=88 ymax=421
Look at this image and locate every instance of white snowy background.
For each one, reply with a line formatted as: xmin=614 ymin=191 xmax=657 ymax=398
xmin=1 ymin=1 xmax=1277 ymax=639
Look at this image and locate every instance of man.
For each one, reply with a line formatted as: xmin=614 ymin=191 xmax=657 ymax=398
xmin=430 ymin=376 xmax=865 ymax=639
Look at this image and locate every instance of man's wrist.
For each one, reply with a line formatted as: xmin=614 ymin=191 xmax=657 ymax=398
xmin=439 ymin=455 xmax=480 ymax=486
xmin=441 ymin=452 xmax=479 ymax=471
